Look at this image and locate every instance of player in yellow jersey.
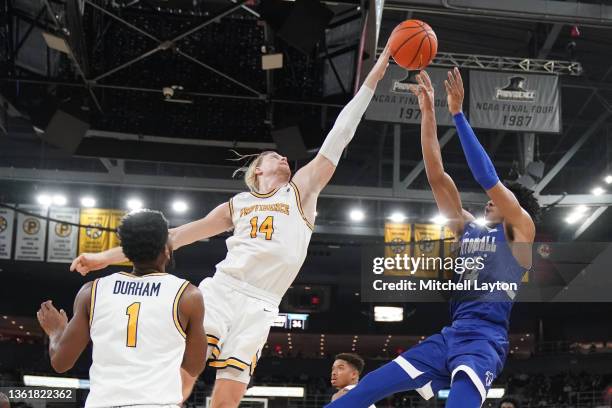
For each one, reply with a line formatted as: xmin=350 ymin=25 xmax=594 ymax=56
xmin=70 ymin=45 xmax=392 ymax=408
xmin=39 ymin=210 xmax=206 ymax=407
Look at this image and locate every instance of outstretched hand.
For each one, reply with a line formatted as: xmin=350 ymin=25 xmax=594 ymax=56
xmin=408 ymin=70 xmax=435 ymax=113
xmin=444 ymin=67 xmax=464 ymax=115
xmin=364 ymin=43 xmax=392 ymax=89
xmin=70 ymin=253 xmax=108 ymax=276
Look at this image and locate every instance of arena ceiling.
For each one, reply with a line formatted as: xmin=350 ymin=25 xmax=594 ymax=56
xmin=1 ymin=0 xmax=612 ymax=241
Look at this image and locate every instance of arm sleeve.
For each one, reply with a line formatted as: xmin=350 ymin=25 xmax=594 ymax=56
xmin=453 ymin=112 xmax=499 ymax=190
xmin=319 ymin=85 xmax=375 ymax=165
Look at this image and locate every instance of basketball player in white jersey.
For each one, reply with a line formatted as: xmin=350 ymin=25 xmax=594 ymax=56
xmin=70 ymin=45 xmax=392 ymax=408
xmin=331 ymin=353 xmax=375 ymax=408
xmin=39 ymin=210 xmax=206 ymax=407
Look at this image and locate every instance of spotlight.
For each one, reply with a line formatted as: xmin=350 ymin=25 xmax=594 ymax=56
xmin=430 ymin=214 xmax=447 ymax=225
xmin=52 ymin=194 xmax=67 ymax=206
xmin=80 ymin=197 xmax=96 ymax=208
xmin=565 ymin=212 xmax=585 ymax=225
xmin=36 ymin=194 xmax=52 ymax=207
xmin=575 ymin=205 xmax=588 ymax=214
xmin=349 ymin=209 xmax=365 ymax=222
xmin=389 ymin=212 xmax=406 ymax=223
xmin=605 ymin=175 xmax=612 ymax=184
xmin=127 ymin=198 xmax=143 ymax=210
xmin=591 ymin=187 xmax=605 ymax=196
xmin=172 ymin=200 xmax=188 ymax=213
xmin=476 ymin=217 xmax=487 ymax=226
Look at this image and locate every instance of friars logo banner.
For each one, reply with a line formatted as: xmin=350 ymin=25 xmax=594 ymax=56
xmin=495 ymin=76 xmax=536 ymax=102
xmin=365 ymin=65 xmax=454 ymax=126
xmin=469 ymin=70 xmax=561 ymax=133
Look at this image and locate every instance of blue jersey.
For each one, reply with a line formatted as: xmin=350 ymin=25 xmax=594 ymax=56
xmin=450 ymin=222 xmax=527 ymax=328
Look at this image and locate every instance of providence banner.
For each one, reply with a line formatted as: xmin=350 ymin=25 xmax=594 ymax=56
xmin=0 ymin=205 xmax=15 ymax=259
xmin=365 ymin=66 xmax=454 ymax=126
xmin=384 ymin=222 xmax=411 ymax=276
xmin=47 ymin=207 xmax=80 ymax=263
xmin=78 ymin=208 xmax=112 ymax=255
xmin=469 ymin=70 xmax=561 ymax=133
xmin=14 ymin=205 xmax=48 ymax=261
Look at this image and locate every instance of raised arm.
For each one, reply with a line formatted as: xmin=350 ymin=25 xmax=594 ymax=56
xmin=71 ymin=202 xmax=233 ymax=275
xmin=445 ymin=67 xmax=535 ymax=241
xmin=410 ymin=71 xmax=473 ymax=237
xmin=291 ymin=45 xmax=392 ymax=197
xmin=37 ymin=283 xmax=92 ymax=373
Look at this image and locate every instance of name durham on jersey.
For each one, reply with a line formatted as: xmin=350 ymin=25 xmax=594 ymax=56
xmin=113 ymin=280 xmax=161 ymax=297
xmin=240 ymin=203 xmax=290 ymax=217
xmin=372 ymin=279 xmax=518 ymax=293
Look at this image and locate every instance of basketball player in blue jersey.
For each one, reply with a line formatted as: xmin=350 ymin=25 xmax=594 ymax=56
xmin=326 ymin=68 xmax=540 ymax=408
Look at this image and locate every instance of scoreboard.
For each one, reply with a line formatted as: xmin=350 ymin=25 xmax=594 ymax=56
xmin=273 ymin=313 xmax=309 ymax=330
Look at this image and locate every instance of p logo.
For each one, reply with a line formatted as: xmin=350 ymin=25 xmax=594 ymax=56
xmin=55 ymin=222 xmax=72 ymax=237
xmin=23 ymin=218 xmax=40 ymax=235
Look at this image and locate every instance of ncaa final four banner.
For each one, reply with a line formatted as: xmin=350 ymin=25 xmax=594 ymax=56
xmin=0 ymin=205 xmax=15 ymax=259
xmin=47 ymin=207 xmax=80 ymax=263
xmin=14 ymin=205 xmax=48 ymax=261
xmin=365 ymin=66 xmax=454 ymax=126
xmin=469 ymin=70 xmax=561 ymax=133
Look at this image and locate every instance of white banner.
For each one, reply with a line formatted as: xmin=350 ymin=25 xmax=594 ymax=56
xmin=469 ymin=70 xmax=561 ymax=133
xmin=47 ymin=207 xmax=80 ymax=263
xmin=14 ymin=205 xmax=48 ymax=261
xmin=365 ymin=66 xmax=454 ymax=126
xmin=0 ymin=205 xmax=15 ymax=259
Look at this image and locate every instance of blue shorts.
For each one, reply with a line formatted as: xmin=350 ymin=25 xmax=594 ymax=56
xmin=394 ymin=319 xmax=508 ymax=404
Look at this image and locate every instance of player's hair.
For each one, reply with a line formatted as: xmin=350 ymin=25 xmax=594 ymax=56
xmin=230 ymin=150 xmax=276 ymax=193
xmin=335 ymin=353 xmax=365 ymax=375
xmin=504 ymin=181 xmax=541 ymax=223
xmin=499 ymin=397 xmax=520 ymax=408
xmin=117 ymin=209 xmax=169 ymax=263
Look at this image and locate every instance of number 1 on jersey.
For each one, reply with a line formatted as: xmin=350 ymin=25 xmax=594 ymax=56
xmin=126 ymin=302 xmax=141 ymax=348
xmin=250 ymin=216 xmax=274 ymax=240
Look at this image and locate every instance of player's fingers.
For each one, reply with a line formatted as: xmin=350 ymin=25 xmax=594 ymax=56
xmin=447 ymin=70 xmax=457 ymax=90
xmin=60 ymin=309 xmax=67 ymax=319
xmin=421 ymin=70 xmax=433 ymax=89
xmin=444 ymin=80 xmax=452 ymax=95
xmin=454 ymin=67 xmax=464 ymax=88
xmin=416 ymin=73 xmax=426 ymax=88
xmin=70 ymin=256 xmax=79 ymax=271
xmin=408 ymin=84 xmax=419 ymax=96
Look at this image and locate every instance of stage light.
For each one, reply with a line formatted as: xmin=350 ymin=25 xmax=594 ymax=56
xmin=591 ymin=187 xmax=604 ymax=196
xmin=349 ymin=209 xmax=365 ymax=222
xmin=52 ymin=194 xmax=67 ymax=206
xmin=127 ymin=198 xmax=143 ymax=210
xmin=80 ymin=197 xmax=96 ymax=208
xmin=430 ymin=214 xmax=447 ymax=225
xmin=476 ymin=217 xmax=487 ymax=226
xmin=172 ymin=200 xmax=188 ymax=213
xmin=36 ymin=194 xmax=52 ymax=207
xmin=389 ymin=212 xmax=406 ymax=223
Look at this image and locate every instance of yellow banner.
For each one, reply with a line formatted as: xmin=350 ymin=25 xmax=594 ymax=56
xmin=384 ymin=223 xmax=411 ymax=276
xmin=413 ymin=224 xmax=442 ymax=278
xmin=78 ymin=209 xmax=112 ymax=254
xmin=78 ymin=209 xmax=131 ymax=266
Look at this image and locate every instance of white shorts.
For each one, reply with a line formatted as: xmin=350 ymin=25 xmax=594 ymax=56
xmin=199 ymin=272 xmax=279 ymax=384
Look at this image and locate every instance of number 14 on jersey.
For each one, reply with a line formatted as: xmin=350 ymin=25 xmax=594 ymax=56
xmin=250 ymin=216 xmax=274 ymax=240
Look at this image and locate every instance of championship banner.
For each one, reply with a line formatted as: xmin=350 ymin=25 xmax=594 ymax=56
xmin=14 ymin=205 xmax=48 ymax=261
xmin=384 ymin=222 xmax=411 ymax=276
xmin=109 ymin=210 xmax=131 ymax=267
xmin=365 ymin=66 xmax=454 ymax=126
xmin=469 ymin=70 xmax=561 ymax=133
xmin=78 ymin=208 xmax=112 ymax=255
xmin=413 ymin=223 xmax=442 ymax=278
xmin=0 ymin=205 xmax=15 ymax=259
xmin=47 ymin=207 xmax=80 ymax=263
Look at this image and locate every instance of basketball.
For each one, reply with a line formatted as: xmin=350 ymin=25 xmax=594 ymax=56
xmin=389 ymin=19 xmax=437 ymax=70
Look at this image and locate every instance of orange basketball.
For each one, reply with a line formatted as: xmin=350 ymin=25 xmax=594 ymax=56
xmin=389 ymin=19 xmax=437 ymax=70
